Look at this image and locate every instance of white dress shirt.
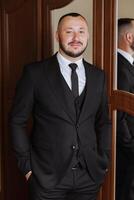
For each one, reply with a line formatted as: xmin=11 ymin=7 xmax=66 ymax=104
xmin=57 ymin=52 xmax=86 ymax=95
xmin=118 ymin=48 xmax=134 ymax=65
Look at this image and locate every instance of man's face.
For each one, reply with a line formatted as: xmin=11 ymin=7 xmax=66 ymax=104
xmin=56 ymin=16 xmax=89 ymax=60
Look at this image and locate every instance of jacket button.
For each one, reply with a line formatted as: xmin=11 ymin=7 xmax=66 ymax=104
xmin=72 ymin=145 xmax=79 ymax=151
xmin=72 ymin=145 xmax=76 ymax=150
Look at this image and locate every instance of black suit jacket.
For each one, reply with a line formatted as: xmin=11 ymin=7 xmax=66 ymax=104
xmin=117 ymin=52 xmax=134 ymax=151
xmin=10 ymin=53 xmax=111 ymax=188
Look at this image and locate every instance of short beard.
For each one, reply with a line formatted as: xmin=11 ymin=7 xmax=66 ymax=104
xmin=59 ymin=40 xmax=88 ymax=58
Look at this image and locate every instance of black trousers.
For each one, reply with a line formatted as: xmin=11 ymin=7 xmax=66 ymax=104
xmin=28 ymin=165 xmax=101 ymax=200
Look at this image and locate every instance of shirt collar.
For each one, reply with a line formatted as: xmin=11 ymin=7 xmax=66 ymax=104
xmin=57 ymin=52 xmax=83 ymax=69
xmin=118 ymin=48 xmax=134 ymax=65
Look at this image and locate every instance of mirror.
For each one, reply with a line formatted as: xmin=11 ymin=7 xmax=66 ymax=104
xmin=116 ymin=1 xmax=134 ymax=199
xmin=51 ymin=0 xmax=93 ymax=63
xmin=117 ymin=0 xmax=134 ymax=92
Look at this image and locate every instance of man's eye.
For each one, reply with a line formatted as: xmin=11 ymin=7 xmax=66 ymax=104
xmin=66 ymin=31 xmax=72 ymax=33
xmin=80 ymin=31 xmax=85 ymax=34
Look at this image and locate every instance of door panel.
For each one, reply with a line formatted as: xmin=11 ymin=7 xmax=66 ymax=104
xmin=1 ymin=1 xmax=40 ymax=199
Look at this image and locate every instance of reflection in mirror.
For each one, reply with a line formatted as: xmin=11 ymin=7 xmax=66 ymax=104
xmin=117 ymin=18 xmax=134 ymax=92
xmin=117 ymin=0 xmax=134 ymax=91
xmin=116 ymin=109 xmax=134 ymax=200
xmin=116 ymin=2 xmax=134 ymax=199
xmin=51 ymin=0 xmax=93 ymax=63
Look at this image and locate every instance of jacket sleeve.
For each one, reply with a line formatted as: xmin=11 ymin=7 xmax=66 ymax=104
xmin=9 ymin=65 xmax=34 ymax=175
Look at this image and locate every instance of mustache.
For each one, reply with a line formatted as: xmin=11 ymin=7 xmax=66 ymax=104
xmin=68 ymin=41 xmax=83 ymax=45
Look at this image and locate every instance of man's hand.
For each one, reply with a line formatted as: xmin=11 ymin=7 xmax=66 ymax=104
xmin=25 ymin=171 xmax=32 ymax=181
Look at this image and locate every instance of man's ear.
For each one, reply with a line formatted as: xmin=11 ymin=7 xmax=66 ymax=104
xmin=126 ymin=32 xmax=133 ymax=43
xmin=55 ymin=31 xmax=59 ymax=42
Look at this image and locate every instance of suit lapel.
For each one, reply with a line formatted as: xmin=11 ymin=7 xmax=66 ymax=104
xmin=45 ymin=55 xmax=97 ymax=124
xmin=59 ymin=74 xmax=77 ymax=122
xmin=45 ymin=54 xmax=76 ymax=123
xmin=78 ymin=61 xmax=96 ymax=123
xmin=118 ymin=52 xmax=134 ymax=77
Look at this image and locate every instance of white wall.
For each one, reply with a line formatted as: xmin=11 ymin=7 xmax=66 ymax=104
xmin=51 ymin=0 xmax=93 ymax=63
xmin=118 ymin=0 xmax=134 ymax=18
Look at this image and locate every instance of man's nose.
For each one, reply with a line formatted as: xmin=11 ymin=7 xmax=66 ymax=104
xmin=73 ymin=32 xmax=80 ymax=40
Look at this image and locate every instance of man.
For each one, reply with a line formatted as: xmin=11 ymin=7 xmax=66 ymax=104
xmin=10 ymin=13 xmax=111 ymax=200
xmin=116 ymin=18 xmax=134 ymax=200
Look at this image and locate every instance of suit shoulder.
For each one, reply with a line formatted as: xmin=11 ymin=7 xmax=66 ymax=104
xmin=23 ymin=56 xmax=54 ymax=77
xmin=24 ymin=53 xmax=57 ymax=70
xmin=84 ymin=60 xmax=104 ymax=75
xmin=24 ymin=59 xmax=47 ymax=72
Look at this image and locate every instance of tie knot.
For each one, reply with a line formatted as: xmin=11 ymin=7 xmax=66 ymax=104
xmin=69 ymin=63 xmax=78 ymax=72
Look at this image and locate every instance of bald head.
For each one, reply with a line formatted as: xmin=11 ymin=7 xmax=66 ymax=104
xmin=57 ymin=13 xmax=88 ymax=29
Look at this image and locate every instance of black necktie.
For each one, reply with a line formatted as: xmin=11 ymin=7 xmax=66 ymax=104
xmin=69 ymin=63 xmax=79 ymax=98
